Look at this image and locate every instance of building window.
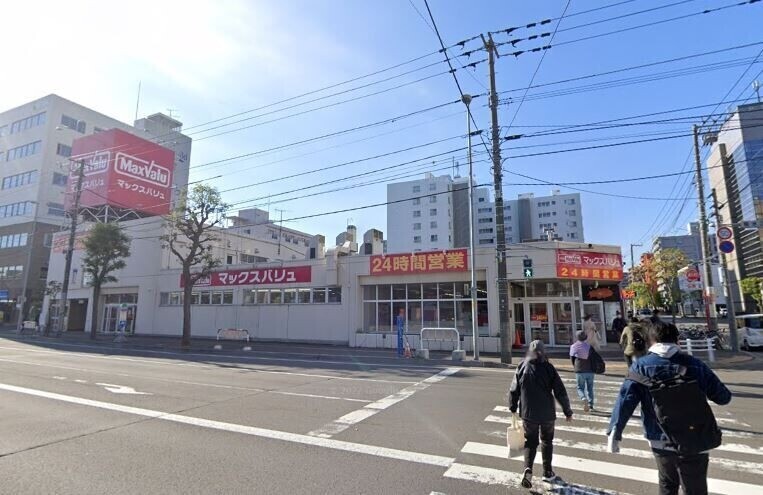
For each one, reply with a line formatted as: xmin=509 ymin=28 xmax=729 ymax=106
xmin=412 ymin=210 xmax=421 ymax=218
xmin=47 ymin=202 xmax=66 ymax=217
xmin=430 ymin=234 xmax=438 ymax=242
xmin=477 ymin=207 xmax=492 ymax=213
xmin=413 ymin=235 xmax=421 ymax=243
xmin=568 ymin=232 xmax=577 ymax=239
xmin=56 ymin=143 xmax=72 ymax=157
xmin=429 ymin=208 xmax=437 ymax=216
xmin=161 ymin=290 xmax=233 ymax=306
xmin=412 ymin=197 xmax=420 ymax=206
xmin=52 ymin=172 xmax=68 ymax=186
xmin=328 ymin=287 xmax=342 ymax=303
xmin=0 ymin=233 xmax=28 ymax=249
xmin=478 ymin=217 xmax=492 ymax=224
xmin=2 ymin=170 xmax=37 ymax=189
xmin=478 ymin=197 xmax=485 ymax=203
xmin=567 ymin=209 xmax=576 ymax=216
xmin=0 ymin=265 xmax=23 ymax=278
xmin=413 ymin=185 xmax=420 ymax=193
xmin=6 ymin=141 xmax=42 ymax=161
xmin=479 ymin=239 xmax=493 ymax=245
xmin=429 ymin=195 xmax=437 ymax=203
xmin=226 ymin=254 xmax=234 ymax=264
xmin=507 ymin=226 xmax=512 ymax=232
xmin=413 ymin=222 xmax=421 ymax=230
xmin=0 ymin=125 xmax=6 ymax=137
xmin=504 ymin=215 xmax=512 ymax=221
xmin=240 ymin=253 xmax=259 ymax=263
xmin=478 ymin=228 xmax=493 ymax=234
xmin=93 ymin=126 xmax=104 ymax=134
xmin=568 ymin=221 xmax=577 ymax=227
xmin=430 ymin=221 xmax=437 ymax=229
xmin=429 ymin=183 xmax=436 ymax=191
xmin=0 ymin=201 xmax=34 ymax=218
xmin=9 ymin=112 xmax=46 ymax=134
xmin=313 ymin=288 xmax=326 ymax=303
xmin=61 ymin=115 xmax=86 ymax=133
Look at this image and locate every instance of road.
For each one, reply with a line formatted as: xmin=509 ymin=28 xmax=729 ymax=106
xmin=0 ymin=337 xmax=760 ymax=494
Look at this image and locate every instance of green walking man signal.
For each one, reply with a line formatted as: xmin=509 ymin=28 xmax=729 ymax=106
xmin=524 ymin=267 xmax=533 ymax=278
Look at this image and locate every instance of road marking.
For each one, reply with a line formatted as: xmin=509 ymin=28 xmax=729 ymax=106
xmin=462 ymin=440 xmax=762 ymax=474
xmin=52 ymin=376 xmax=67 ymax=380
xmin=307 ymin=367 xmax=460 ymax=438
xmin=0 ymin=347 xmax=421 ymax=384
xmin=269 ymin=391 xmax=372 ymax=403
xmin=73 ymin=379 xmax=88 ymax=384
xmin=95 ymin=383 xmax=151 ymax=395
xmin=0 ymin=381 xmax=454 ymax=468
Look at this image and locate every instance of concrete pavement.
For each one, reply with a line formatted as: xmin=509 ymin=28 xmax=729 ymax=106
xmin=0 ymin=336 xmax=760 ymax=494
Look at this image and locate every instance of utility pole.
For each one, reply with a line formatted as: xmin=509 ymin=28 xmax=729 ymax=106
xmin=275 ymin=208 xmax=286 ymax=256
xmin=693 ymin=125 xmax=717 ymax=333
xmin=484 ymin=34 xmax=511 ymax=364
xmin=462 ymin=94 xmax=479 ymax=361
xmin=57 ymin=159 xmax=85 ymax=336
xmin=629 ymin=243 xmax=642 ymax=315
xmin=15 ymin=221 xmax=37 ymax=333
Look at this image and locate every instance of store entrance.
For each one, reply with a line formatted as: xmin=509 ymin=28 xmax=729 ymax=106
xmin=514 ymin=300 xmax=578 ymax=347
xmin=101 ymin=304 xmax=137 ymax=334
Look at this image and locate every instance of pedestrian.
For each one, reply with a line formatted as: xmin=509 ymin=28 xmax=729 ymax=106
xmin=650 ymin=309 xmax=662 ymax=325
xmin=619 ymin=317 xmax=647 ymax=368
xmin=612 ymin=310 xmax=627 ymax=337
xmin=607 ymin=322 xmax=732 ymax=495
xmin=583 ymin=315 xmax=601 ymax=350
xmin=569 ymin=331 xmax=595 ymax=412
xmin=509 ymin=340 xmax=573 ymax=488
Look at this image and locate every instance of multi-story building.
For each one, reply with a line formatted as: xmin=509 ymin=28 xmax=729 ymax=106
xmin=387 ymin=173 xmax=585 ymax=253
xmin=227 ymin=208 xmax=314 ymax=260
xmin=0 ymin=94 xmax=191 ymax=323
xmin=706 ymin=101 xmax=763 ymax=312
xmin=652 ymin=222 xmax=717 ymax=263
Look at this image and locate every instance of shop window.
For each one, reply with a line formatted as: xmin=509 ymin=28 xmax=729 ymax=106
xmin=364 ymin=302 xmax=377 ymax=330
xmin=313 ymin=288 xmax=326 ymax=303
xmin=270 ymin=290 xmax=283 ymax=304
xmin=328 ymin=287 xmax=342 ymax=303
xmin=363 ymin=285 xmax=376 ymax=300
xmin=377 ymin=285 xmax=391 ymax=300
xmin=298 ymin=288 xmax=311 ymax=303
xmin=211 ymin=292 xmax=223 ymax=305
xmin=283 ymin=289 xmax=297 ymax=304
xmin=423 ymin=300 xmax=437 ymax=327
xmin=407 ymin=283 xmax=421 ymax=299
xmin=407 ymin=301 xmax=422 ymax=332
xmin=160 ymin=293 xmax=169 ymax=305
xmin=200 ymin=292 xmax=211 ymax=305
xmin=422 ymin=283 xmax=438 ymax=299
xmin=392 ymin=284 xmax=406 ymax=300
xmin=170 ymin=293 xmax=182 ymax=305
xmin=439 ymin=300 xmax=455 ymax=326
xmin=438 ymin=282 xmax=454 ymax=299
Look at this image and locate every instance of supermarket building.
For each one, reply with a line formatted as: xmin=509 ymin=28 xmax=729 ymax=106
xmin=43 ymin=217 xmax=625 ymax=351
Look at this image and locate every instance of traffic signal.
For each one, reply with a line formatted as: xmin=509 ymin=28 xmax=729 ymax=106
xmin=523 ymin=258 xmax=533 ymax=268
xmin=524 ymin=267 xmax=533 ymax=278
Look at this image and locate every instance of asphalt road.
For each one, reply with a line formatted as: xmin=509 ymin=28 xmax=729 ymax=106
xmin=0 ymin=338 xmax=760 ymax=495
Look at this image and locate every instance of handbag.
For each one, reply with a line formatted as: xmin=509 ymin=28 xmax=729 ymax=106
xmin=506 ymin=414 xmax=524 ymax=458
xmin=589 ymin=347 xmax=606 ymax=374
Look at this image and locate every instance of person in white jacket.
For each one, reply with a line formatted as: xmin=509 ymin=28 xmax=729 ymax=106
xmin=583 ymin=315 xmax=601 ymax=351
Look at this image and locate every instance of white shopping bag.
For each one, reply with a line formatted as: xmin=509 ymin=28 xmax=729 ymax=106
xmin=506 ymin=414 xmax=524 ymax=458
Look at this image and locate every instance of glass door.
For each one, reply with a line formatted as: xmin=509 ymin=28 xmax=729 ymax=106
xmin=528 ymin=302 xmax=551 ymax=344
xmin=552 ymin=301 xmax=575 ymax=346
xmin=102 ymin=305 xmax=118 ymax=333
xmin=582 ymin=301 xmax=606 ymax=345
xmin=513 ymin=303 xmax=527 ymax=348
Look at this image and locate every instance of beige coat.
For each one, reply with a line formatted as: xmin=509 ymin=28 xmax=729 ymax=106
xmin=583 ymin=320 xmax=601 ymax=350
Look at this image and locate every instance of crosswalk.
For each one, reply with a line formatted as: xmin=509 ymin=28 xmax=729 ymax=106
xmin=445 ymin=372 xmax=763 ymax=494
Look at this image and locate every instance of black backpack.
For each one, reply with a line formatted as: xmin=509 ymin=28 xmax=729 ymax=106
xmin=628 ymin=365 xmax=722 ymax=454
xmin=631 ymin=328 xmax=647 ymax=353
xmin=588 ymin=348 xmax=606 ymax=374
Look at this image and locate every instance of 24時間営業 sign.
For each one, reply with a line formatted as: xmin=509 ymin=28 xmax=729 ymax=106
xmin=370 ymin=249 xmax=468 ymax=275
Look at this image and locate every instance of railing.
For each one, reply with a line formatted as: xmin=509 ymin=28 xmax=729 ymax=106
xmin=216 ymin=328 xmax=250 ymax=342
xmin=420 ymin=327 xmax=460 ymax=351
xmin=679 ymin=338 xmax=716 ymax=363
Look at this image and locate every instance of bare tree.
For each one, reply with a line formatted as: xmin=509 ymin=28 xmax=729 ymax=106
xmin=82 ymin=223 xmax=131 ymax=339
xmin=162 ymin=184 xmax=228 ymax=347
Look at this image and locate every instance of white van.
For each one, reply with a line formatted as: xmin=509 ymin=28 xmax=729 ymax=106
xmin=735 ymin=314 xmax=763 ymax=350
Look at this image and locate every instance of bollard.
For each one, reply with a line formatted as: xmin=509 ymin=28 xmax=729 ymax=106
xmin=242 ymin=346 xmax=252 ymax=351
xmin=707 ymin=338 xmax=715 ymax=363
xmin=686 ymin=339 xmax=693 ymax=356
xmin=213 ymin=344 xmax=223 ymax=350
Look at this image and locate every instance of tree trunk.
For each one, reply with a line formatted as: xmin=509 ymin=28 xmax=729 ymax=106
xmin=90 ymin=284 xmax=100 ymax=340
xmin=181 ymin=268 xmax=193 ymax=348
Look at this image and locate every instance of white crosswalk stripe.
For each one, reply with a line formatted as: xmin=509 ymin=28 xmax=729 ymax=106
xmin=453 ymin=373 xmax=762 ymax=494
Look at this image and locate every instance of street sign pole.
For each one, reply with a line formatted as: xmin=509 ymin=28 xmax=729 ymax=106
xmin=712 ymin=189 xmax=738 ymax=352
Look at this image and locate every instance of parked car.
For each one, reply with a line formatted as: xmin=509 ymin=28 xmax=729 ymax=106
xmin=638 ymin=308 xmax=651 ymax=316
xmin=735 ymin=314 xmax=763 ymax=350
xmin=718 ymin=306 xmax=728 ymax=317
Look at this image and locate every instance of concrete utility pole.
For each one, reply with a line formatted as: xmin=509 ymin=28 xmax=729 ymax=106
xmin=629 ymin=243 xmax=642 ymax=315
xmin=693 ymin=125 xmax=718 ymax=333
xmin=712 ymin=183 xmax=740 ymax=352
xmin=484 ymin=34 xmax=512 ymax=364
xmin=276 ymin=208 xmax=286 ymax=256
xmin=15 ymin=221 xmax=37 ymax=333
xmin=57 ymin=160 xmax=85 ymax=336
xmin=462 ymin=94 xmax=479 ymax=361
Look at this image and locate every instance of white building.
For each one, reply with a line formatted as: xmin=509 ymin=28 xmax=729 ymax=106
xmin=386 ymin=173 xmax=585 ymax=252
xmin=0 ymin=94 xmax=190 ymax=323
xmin=227 ymin=208 xmax=314 ymax=260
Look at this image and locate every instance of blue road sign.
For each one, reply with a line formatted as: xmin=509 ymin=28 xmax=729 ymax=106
xmin=719 ymin=240 xmax=735 ymax=254
xmin=0 ymin=290 xmax=8 ymax=300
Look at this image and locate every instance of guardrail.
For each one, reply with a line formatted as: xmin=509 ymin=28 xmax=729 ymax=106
xmin=679 ymin=337 xmax=716 ymax=363
xmin=420 ymin=327 xmax=460 ymax=351
xmin=19 ymin=321 xmax=38 ymax=335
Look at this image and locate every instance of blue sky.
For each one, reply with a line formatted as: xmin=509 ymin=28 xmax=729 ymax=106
xmin=3 ymin=0 xmax=762 ymax=262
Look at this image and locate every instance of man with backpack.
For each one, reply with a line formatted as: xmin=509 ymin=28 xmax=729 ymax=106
xmin=607 ymin=322 xmax=732 ymax=495
xmin=619 ymin=317 xmax=647 ymax=367
xmin=569 ymin=330 xmax=596 ymax=412
xmin=509 ymin=340 xmax=573 ymax=488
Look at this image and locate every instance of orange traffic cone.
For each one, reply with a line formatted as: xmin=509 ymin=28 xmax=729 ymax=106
xmin=513 ymin=328 xmax=523 ymax=349
xmin=403 ymin=338 xmax=413 ymax=358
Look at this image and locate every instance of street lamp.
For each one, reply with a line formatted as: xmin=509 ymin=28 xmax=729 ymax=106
xmin=462 ymin=94 xmax=479 ymax=361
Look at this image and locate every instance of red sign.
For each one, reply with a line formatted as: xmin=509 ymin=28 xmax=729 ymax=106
xmin=51 ymin=230 xmax=90 ymax=253
xmin=686 ymin=268 xmax=700 ymax=282
xmin=66 ymin=129 xmax=175 ymax=216
xmin=556 ymin=249 xmax=623 ymax=281
xmin=370 ymin=249 xmax=468 ymax=276
xmin=181 ymin=266 xmax=312 ymax=287
xmin=621 ymin=289 xmax=636 ymax=300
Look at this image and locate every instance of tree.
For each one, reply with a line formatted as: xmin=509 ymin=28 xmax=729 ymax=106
xmin=627 ymin=282 xmax=655 ymax=310
xmin=741 ymin=277 xmax=763 ymax=312
xmin=42 ymin=281 xmax=61 ymax=336
xmin=653 ymin=248 xmax=690 ymax=323
xmin=630 ymin=260 xmax=661 ymax=310
xmin=82 ymin=223 xmax=131 ymax=339
xmin=162 ymin=184 xmax=229 ymax=347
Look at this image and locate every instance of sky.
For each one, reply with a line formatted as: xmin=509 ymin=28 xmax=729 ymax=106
xmin=2 ymin=0 xmax=762 ymax=263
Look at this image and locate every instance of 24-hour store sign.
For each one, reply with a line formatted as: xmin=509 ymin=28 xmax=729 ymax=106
xmin=556 ymin=249 xmax=623 ymax=281
xmin=370 ymin=249 xmax=468 ymax=275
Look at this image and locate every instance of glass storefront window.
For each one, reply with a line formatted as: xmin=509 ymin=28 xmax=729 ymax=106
xmin=477 ymin=280 xmax=488 ymax=298
xmin=453 ymin=282 xmax=468 ymax=298
xmin=423 ymin=300 xmax=437 ymax=327
xmin=328 ymin=287 xmax=342 ymax=303
xmin=510 ymin=282 xmax=525 ymax=298
xmin=422 ymin=283 xmax=438 ymax=299
xmin=529 ymin=302 xmax=550 ymax=344
xmin=363 ymin=286 xmax=376 ymax=301
xmin=526 ymin=280 xmax=573 ymax=297
xmin=298 ymin=289 xmax=311 ymax=303
xmin=364 ymin=302 xmax=377 ymax=331
xmin=191 ymin=292 xmax=200 ymax=305
xmin=222 ymin=291 xmax=233 ymax=305
xmin=283 ymin=289 xmax=297 ymax=304
xmin=438 ymin=282 xmax=454 ymax=299
xmin=200 ymin=292 xmax=210 ymax=305
xmin=513 ymin=303 xmax=527 ymax=346
xmin=456 ymin=300 xmax=472 ymax=334
xmin=393 ymin=301 xmax=406 ymax=329
xmin=270 ymin=290 xmax=283 ymax=304
xmin=553 ymin=302 xmax=574 ymax=346
xmin=439 ymin=300 xmax=455 ymax=327
xmin=377 ymin=302 xmax=391 ymax=332
xmin=256 ymin=290 xmax=268 ymax=304
xmin=313 ymin=288 xmax=326 ymax=303
xmin=407 ymin=301 xmax=422 ymax=333
xmin=478 ymin=300 xmax=489 ymax=336
xmin=377 ymin=285 xmax=391 ymax=300
xmin=407 ymin=283 xmax=421 ymax=299
xmin=393 ymin=284 xmax=406 ymax=300
xmin=211 ymin=292 xmax=223 ymax=305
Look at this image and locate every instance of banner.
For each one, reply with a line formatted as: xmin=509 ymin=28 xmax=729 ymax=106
xmin=181 ymin=266 xmax=311 ymax=287
xmin=556 ymin=249 xmax=623 ymax=281
xmin=370 ymin=249 xmax=468 ymax=276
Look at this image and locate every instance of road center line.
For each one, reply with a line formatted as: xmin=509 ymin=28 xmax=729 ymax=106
xmin=307 ymin=367 xmax=461 ymax=438
xmin=0 ymin=382 xmax=454 ymax=468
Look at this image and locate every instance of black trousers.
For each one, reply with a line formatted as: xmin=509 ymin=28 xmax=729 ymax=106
xmin=624 ymin=355 xmax=633 ymax=367
xmin=653 ymin=450 xmax=709 ymax=495
xmin=523 ymin=420 xmax=555 ymax=472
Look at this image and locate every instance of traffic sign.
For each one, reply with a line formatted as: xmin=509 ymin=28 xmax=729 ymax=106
xmin=719 ymin=240 xmax=735 ymax=254
xmin=686 ymin=268 xmax=700 ymax=282
xmin=717 ymin=225 xmax=733 ymax=240
xmin=523 ymin=268 xmax=533 ymax=278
